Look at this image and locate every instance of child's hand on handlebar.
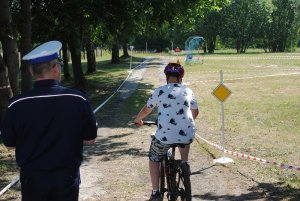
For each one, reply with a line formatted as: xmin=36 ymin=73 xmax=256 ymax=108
xmin=134 ymin=119 xmax=143 ymax=126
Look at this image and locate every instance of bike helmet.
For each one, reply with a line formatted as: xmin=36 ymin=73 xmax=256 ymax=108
xmin=164 ymin=61 xmax=185 ymax=78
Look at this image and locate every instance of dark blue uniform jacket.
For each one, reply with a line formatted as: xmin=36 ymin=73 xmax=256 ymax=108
xmin=1 ymin=79 xmax=98 ymax=171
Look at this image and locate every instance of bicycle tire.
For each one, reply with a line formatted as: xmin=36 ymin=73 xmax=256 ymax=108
xmin=179 ymin=162 xmax=192 ymax=201
xmin=170 ymin=161 xmax=192 ymax=201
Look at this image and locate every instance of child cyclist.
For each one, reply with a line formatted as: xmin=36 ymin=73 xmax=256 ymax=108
xmin=134 ymin=61 xmax=199 ymax=201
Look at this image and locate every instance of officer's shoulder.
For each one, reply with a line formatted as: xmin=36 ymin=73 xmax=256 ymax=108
xmin=8 ymin=92 xmax=28 ymax=103
xmin=62 ymin=87 xmax=88 ymax=99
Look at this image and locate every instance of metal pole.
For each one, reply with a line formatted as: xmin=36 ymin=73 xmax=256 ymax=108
xmin=221 ymin=102 xmax=225 ymax=159
xmin=220 ymin=70 xmax=225 ymax=160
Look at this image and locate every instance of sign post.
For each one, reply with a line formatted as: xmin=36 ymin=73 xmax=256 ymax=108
xmin=212 ymin=70 xmax=233 ymax=164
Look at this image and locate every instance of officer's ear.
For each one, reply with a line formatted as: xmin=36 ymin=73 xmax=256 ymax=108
xmin=52 ymin=63 xmax=61 ymax=73
xmin=52 ymin=63 xmax=62 ymax=81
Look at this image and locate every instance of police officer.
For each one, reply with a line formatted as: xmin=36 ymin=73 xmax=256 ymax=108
xmin=1 ymin=41 xmax=98 ymax=201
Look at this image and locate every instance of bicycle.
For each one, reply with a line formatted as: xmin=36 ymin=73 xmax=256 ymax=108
xmin=143 ymin=121 xmax=192 ymax=201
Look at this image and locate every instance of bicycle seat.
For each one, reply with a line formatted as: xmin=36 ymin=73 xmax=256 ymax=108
xmin=170 ymin=143 xmax=186 ymax=148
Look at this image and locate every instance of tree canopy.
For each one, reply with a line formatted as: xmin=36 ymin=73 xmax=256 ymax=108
xmin=0 ymin=0 xmax=299 ymax=123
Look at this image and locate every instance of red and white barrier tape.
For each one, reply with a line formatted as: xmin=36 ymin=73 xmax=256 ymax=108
xmin=197 ymin=68 xmax=300 ymax=74
xmin=0 ymin=176 xmax=19 ymax=196
xmin=187 ymin=72 xmax=300 ymax=84
xmin=203 ymin=56 xmax=300 ymax=60
xmin=196 ymin=134 xmax=300 ymax=171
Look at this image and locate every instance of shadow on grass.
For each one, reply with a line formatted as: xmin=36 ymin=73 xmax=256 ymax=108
xmin=93 ymin=81 xmax=155 ymax=128
xmin=191 ymin=164 xmax=216 ymax=176
xmin=190 ymin=159 xmax=300 ymax=200
xmin=193 ymin=182 xmax=300 ymax=200
xmin=92 ymin=58 xmax=160 ymax=128
xmin=83 ymin=131 xmax=148 ymax=163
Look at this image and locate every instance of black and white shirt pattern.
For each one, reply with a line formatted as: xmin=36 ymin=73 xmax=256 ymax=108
xmin=147 ymin=83 xmax=198 ymax=144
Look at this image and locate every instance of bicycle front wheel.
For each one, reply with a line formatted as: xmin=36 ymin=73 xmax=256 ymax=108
xmin=172 ymin=161 xmax=192 ymax=201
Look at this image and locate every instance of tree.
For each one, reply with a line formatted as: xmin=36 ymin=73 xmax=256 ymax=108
xmin=132 ymin=0 xmax=231 ymax=52
xmin=0 ymin=0 xmax=19 ymax=95
xmin=201 ymin=9 xmax=222 ymax=53
xmin=61 ymin=38 xmax=71 ymax=80
xmin=65 ymin=3 xmax=86 ymax=89
xmin=0 ymin=55 xmax=13 ymax=125
xmin=0 ymin=0 xmax=15 ymax=123
xmin=220 ymin=0 xmax=273 ymax=53
xmin=84 ymin=28 xmax=97 ymax=74
xmin=96 ymin=0 xmax=137 ymax=63
xmin=19 ymin=0 xmax=32 ymax=93
xmin=268 ymin=0 xmax=298 ymax=52
xmin=29 ymin=0 xmax=87 ymax=88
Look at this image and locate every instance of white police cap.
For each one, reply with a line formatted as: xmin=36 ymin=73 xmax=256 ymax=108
xmin=23 ymin=41 xmax=62 ymax=64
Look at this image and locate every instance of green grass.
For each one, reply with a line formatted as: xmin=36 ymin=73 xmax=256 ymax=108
xmin=177 ymin=52 xmax=299 ymax=190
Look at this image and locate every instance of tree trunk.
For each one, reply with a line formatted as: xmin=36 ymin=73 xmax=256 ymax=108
xmin=86 ymin=40 xmax=96 ymax=74
xmin=62 ymin=0 xmax=85 ymax=89
xmin=62 ymin=39 xmax=70 ymax=80
xmin=20 ymin=0 xmax=32 ymax=93
xmin=0 ymin=54 xmax=13 ymax=124
xmin=207 ymin=36 xmax=216 ymax=53
xmin=0 ymin=0 xmax=19 ymax=95
xmin=272 ymin=43 xmax=278 ymax=52
xmin=236 ymin=38 xmax=241 ymax=53
xmin=68 ymin=35 xmax=85 ymax=90
xmin=122 ymin=44 xmax=129 ymax=57
xmin=111 ymin=44 xmax=120 ymax=63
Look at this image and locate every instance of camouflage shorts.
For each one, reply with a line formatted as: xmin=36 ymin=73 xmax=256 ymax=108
xmin=148 ymin=137 xmax=172 ymax=162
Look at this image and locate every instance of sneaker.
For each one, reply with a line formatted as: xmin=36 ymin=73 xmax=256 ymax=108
xmin=148 ymin=191 xmax=162 ymax=201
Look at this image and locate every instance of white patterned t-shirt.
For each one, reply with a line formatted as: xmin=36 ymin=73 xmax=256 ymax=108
xmin=147 ymin=83 xmax=198 ymax=144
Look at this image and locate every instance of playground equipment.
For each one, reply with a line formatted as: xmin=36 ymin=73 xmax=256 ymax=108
xmin=185 ymin=36 xmax=205 ymax=63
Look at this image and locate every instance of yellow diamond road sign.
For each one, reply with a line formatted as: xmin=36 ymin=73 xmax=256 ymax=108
xmin=212 ymin=83 xmax=232 ymax=102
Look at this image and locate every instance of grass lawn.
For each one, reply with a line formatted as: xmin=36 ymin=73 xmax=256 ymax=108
xmin=102 ymin=50 xmax=300 ymax=190
xmin=176 ymin=52 xmax=300 ymax=189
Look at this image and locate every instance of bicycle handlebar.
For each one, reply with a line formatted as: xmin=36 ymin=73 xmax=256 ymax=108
xmin=142 ymin=121 xmax=157 ymax=126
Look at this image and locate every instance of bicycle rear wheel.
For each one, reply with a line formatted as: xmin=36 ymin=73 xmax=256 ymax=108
xmin=171 ymin=161 xmax=191 ymax=201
